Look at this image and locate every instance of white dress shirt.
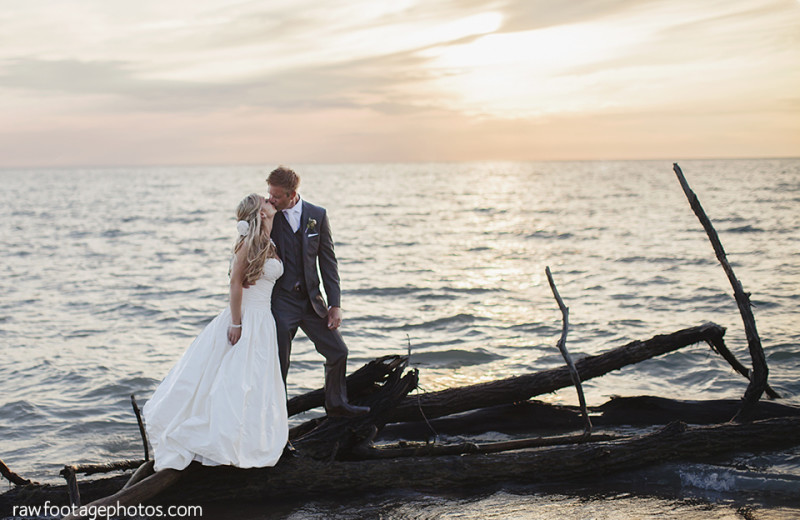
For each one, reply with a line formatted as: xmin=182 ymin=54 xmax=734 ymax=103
xmin=282 ymin=195 xmax=303 ymax=233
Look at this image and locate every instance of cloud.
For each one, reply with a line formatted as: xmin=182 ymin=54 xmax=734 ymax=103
xmin=0 ymin=49 xmax=435 ymax=116
xmin=497 ymin=0 xmax=657 ymax=32
xmin=0 ymin=0 xmax=798 ymax=166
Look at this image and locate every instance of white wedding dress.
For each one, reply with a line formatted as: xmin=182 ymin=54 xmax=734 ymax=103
xmin=143 ymin=257 xmax=288 ymax=472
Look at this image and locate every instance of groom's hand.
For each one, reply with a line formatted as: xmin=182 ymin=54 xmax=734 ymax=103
xmin=327 ymin=306 xmax=342 ymax=330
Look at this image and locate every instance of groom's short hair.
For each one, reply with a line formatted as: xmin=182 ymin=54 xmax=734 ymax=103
xmin=267 ymin=166 xmax=300 ymax=194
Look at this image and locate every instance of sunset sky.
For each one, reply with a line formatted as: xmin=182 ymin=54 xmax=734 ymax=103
xmin=1 ymin=0 xmax=798 ymax=167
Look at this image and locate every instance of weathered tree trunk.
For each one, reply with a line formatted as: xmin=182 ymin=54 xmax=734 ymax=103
xmin=389 ymin=323 xmax=727 ymax=423
xmin=106 ymin=416 xmax=800 ymax=500
xmin=5 ymin=416 xmax=798 ymax=513
xmin=379 ymin=397 xmax=800 ymax=441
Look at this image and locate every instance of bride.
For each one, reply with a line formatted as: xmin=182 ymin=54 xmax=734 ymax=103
xmin=143 ymin=193 xmax=288 ymax=472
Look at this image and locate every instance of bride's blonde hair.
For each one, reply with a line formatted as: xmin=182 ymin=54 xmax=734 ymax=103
xmin=233 ymin=193 xmax=277 ymax=285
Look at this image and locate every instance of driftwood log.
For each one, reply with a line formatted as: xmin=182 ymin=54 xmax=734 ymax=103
xmin=380 ymin=396 xmax=800 ymax=441
xmin=390 ymin=322 xmax=749 ymax=423
xmin=4 ymin=415 xmax=799 ymax=513
xmin=139 ymin=416 xmax=800 ymax=501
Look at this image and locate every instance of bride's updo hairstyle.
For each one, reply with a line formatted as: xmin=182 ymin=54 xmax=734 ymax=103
xmin=234 ymin=193 xmax=276 ymax=286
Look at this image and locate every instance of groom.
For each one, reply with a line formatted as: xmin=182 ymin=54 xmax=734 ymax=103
xmin=266 ymin=166 xmax=370 ymax=418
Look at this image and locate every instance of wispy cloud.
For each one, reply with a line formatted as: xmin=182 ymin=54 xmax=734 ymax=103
xmin=0 ymin=0 xmax=798 ymax=166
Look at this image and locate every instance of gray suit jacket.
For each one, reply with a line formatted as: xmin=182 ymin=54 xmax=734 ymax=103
xmin=271 ymin=200 xmax=341 ymax=318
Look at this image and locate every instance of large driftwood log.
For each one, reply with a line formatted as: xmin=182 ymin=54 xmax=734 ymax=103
xmin=97 ymin=417 xmax=800 ymax=499
xmin=389 ymin=323 xmax=727 ymax=423
xmin=288 ymin=326 xmax=775 ymax=423
xmin=5 ymin=416 xmax=798 ymax=512
xmin=379 ymin=397 xmax=800 ymax=441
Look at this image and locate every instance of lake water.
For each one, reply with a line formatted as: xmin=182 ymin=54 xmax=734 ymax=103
xmin=1 ymin=159 xmax=799 ymax=518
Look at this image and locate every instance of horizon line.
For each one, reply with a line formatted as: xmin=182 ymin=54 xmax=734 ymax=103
xmin=2 ymin=155 xmax=799 ymax=171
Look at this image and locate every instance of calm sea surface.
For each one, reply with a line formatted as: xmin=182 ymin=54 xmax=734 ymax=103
xmin=1 ymin=160 xmax=799 ymax=518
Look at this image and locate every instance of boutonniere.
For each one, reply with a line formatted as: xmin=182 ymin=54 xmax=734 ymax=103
xmin=306 ymin=218 xmax=317 ymax=233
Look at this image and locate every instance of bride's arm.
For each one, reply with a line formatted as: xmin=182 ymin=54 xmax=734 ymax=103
xmin=228 ymin=245 xmax=248 ymax=345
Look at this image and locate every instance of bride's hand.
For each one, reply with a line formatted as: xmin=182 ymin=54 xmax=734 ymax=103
xmin=228 ymin=326 xmax=242 ymax=345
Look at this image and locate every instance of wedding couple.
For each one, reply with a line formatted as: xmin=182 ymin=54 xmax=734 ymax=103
xmin=142 ymin=166 xmax=368 ymax=472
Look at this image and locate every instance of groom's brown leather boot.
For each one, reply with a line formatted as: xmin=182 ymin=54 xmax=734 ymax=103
xmin=324 ymin=359 xmax=370 ymax=418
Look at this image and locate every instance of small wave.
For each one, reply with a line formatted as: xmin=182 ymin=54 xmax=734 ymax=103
xmin=100 ymin=228 xmax=125 ymax=238
xmin=167 ymin=217 xmax=205 ymax=225
xmin=96 ymin=302 xmax=162 ymax=317
xmin=409 ymin=348 xmax=501 ymax=368
xmin=0 ymin=400 xmax=43 ymax=421
xmin=405 ymin=339 xmax=466 ymax=350
xmin=617 ymin=255 xmax=714 ymax=266
xmin=347 ymin=286 xmax=423 ymax=297
xmin=81 ymin=377 xmax=159 ymax=402
xmin=133 ymin=287 xmax=204 ymax=298
xmin=724 ymin=225 xmax=764 ymax=233
xmin=767 ymin=348 xmax=800 ymax=362
xmin=395 ymin=313 xmax=489 ymax=331
xmin=680 ymin=466 xmax=800 ymax=497
xmin=508 ymin=323 xmax=562 ymax=336
xmin=443 ymin=287 xmax=494 ymax=294
xmin=607 ymin=319 xmax=648 ymax=328
xmin=415 ymin=293 xmax=457 ymax=301
xmin=525 ymin=230 xmax=574 ymax=240
xmin=750 ymin=299 xmax=780 ymax=310
xmin=345 ymin=314 xmax=400 ymax=325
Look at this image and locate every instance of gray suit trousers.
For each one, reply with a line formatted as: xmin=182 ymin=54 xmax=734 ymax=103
xmin=272 ymin=287 xmax=348 ymax=384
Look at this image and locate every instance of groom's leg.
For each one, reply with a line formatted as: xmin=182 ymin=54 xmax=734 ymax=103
xmin=272 ymin=291 xmax=305 ymax=384
xmin=299 ymin=312 xmax=348 ymax=366
xmin=300 ymin=312 xmax=369 ymax=417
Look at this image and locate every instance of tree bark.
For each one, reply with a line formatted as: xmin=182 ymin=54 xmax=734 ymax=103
xmin=389 ymin=323 xmax=726 ymax=423
xmin=120 ymin=416 xmax=800 ymax=501
xmin=5 ymin=416 xmax=797 ymax=513
xmin=673 ymin=163 xmax=769 ymax=421
xmin=378 ymin=397 xmax=800 ymax=441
